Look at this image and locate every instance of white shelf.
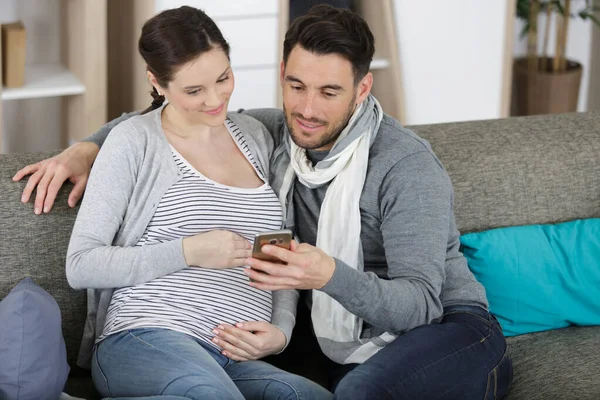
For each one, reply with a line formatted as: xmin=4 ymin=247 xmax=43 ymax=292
xmin=370 ymin=58 xmax=391 ymax=70
xmin=1 ymin=64 xmax=85 ymax=101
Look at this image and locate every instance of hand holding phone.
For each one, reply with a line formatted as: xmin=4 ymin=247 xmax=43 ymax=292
xmin=252 ymin=229 xmax=293 ymax=262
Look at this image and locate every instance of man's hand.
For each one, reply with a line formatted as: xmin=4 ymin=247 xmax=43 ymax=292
xmin=212 ymin=321 xmax=286 ymax=361
xmin=12 ymin=142 xmax=99 ymax=214
xmin=244 ymin=240 xmax=336 ymax=291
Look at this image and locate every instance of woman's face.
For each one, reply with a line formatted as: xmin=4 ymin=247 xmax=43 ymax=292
xmin=157 ymin=47 xmax=235 ymax=127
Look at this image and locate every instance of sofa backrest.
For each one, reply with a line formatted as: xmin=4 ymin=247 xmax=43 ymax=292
xmin=1 ymin=111 xmax=599 ymax=367
xmin=0 ymin=151 xmax=86 ymax=367
xmin=411 ymin=111 xmax=600 ymax=233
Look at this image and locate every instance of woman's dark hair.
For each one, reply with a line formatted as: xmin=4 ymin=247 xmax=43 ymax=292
xmin=139 ymin=6 xmax=230 ymax=114
xmin=283 ymin=4 xmax=374 ymax=84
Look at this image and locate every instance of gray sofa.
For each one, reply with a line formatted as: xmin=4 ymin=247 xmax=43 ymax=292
xmin=1 ymin=111 xmax=599 ymax=399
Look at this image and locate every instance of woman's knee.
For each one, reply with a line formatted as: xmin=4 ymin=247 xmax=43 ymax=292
xmin=165 ymin=375 xmax=244 ymax=400
xmin=238 ymin=375 xmax=332 ymax=400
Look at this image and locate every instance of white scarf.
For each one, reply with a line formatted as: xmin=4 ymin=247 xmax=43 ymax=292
xmin=276 ymin=95 xmax=396 ymax=364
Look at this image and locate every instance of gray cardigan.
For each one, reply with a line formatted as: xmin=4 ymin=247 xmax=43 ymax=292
xmin=67 ymin=106 xmax=298 ymax=368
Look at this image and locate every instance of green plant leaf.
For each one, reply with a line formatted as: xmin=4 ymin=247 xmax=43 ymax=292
xmin=520 ymin=22 xmax=531 ymax=38
xmin=587 ymin=12 xmax=600 ymax=26
xmin=554 ymin=0 xmax=565 ymax=15
xmin=517 ymin=0 xmax=532 ymax=20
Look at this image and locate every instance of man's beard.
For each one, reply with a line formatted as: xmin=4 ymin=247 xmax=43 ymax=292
xmin=284 ymin=95 xmax=357 ymax=151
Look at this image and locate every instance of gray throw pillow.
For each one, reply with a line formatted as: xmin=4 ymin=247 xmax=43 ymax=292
xmin=0 ymin=277 xmax=70 ymax=400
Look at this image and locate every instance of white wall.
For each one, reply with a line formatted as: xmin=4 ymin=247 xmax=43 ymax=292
xmin=393 ymin=0 xmax=511 ymax=125
xmin=0 ymin=0 xmax=63 ymax=153
xmin=513 ymin=13 xmax=593 ymax=112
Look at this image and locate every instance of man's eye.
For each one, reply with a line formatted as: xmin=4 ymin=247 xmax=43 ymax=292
xmin=291 ymin=86 xmax=303 ymax=91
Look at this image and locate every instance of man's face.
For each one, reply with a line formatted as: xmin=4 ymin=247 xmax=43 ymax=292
xmin=281 ymin=46 xmax=371 ymax=151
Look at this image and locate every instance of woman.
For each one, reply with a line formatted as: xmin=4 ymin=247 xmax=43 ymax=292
xmin=66 ymin=6 xmax=331 ymax=400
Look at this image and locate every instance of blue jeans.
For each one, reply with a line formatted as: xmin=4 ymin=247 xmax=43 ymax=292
xmin=92 ymin=328 xmax=333 ymax=400
xmin=332 ymin=305 xmax=513 ymax=400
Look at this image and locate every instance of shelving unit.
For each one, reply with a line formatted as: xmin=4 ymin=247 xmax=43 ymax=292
xmin=0 ymin=0 xmax=107 ymax=153
xmin=1 ymin=64 xmax=84 ymax=101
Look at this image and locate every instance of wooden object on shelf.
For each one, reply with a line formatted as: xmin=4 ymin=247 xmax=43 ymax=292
xmin=60 ymin=0 xmax=108 ymax=143
xmin=1 ymin=22 xmax=26 ymax=88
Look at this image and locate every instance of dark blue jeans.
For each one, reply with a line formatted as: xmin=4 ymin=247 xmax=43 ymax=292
xmin=331 ymin=305 xmax=513 ymax=400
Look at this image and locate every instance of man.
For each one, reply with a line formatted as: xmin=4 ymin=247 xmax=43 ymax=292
xmin=13 ymin=5 xmax=512 ymax=399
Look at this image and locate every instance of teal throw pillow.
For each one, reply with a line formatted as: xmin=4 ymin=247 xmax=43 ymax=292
xmin=461 ymin=218 xmax=600 ymax=336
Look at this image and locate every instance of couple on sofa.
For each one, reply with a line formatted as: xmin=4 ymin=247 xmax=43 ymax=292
xmin=13 ymin=5 xmax=512 ymax=399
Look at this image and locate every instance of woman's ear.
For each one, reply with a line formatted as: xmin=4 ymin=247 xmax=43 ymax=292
xmin=147 ymin=71 xmax=162 ymax=95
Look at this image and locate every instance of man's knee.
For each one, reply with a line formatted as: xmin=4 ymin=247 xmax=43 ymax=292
xmin=334 ymin=369 xmax=392 ymax=400
xmin=240 ymin=375 xmax=332 ymax=400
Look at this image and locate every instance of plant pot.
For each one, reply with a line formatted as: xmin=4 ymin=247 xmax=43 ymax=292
xmin=511 ymin=57 xmax=582 ymax=116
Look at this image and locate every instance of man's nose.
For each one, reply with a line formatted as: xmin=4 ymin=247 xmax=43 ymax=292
xmin=298 ymin=91 xmax=317 ymax=119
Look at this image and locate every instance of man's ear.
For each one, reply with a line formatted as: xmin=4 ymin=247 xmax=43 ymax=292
xmin=356 ymin=72 xmax=373 ymax=104
xmin=279 ymin=60 xmax=285 ymax=88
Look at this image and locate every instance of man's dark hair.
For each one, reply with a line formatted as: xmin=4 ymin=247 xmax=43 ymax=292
xmin=283 ymin=4 xmax=375 ymax=84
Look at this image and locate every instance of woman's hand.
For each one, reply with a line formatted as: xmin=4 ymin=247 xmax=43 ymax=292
xmin=182 ymin=230 xmax=252 ymax=269
xmin=212 ymin=321 xmax=286 ymax=361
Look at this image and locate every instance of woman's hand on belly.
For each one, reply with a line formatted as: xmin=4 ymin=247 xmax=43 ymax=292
xmin=183 ymin=230 xmax=252 ymax=269
xmin=211 ymin=321 xmax=286 ymax=361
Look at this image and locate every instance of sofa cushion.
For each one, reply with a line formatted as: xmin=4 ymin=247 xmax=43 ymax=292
xmin=0 ymin=152 xmax=87 ymax=368
xmin=461 ymin=218 xmax=600 ymax=336
xmin=506 ymin=326 xmax=600 ymax=399
xmin=0 ymin=277 xmax=70 ymax=400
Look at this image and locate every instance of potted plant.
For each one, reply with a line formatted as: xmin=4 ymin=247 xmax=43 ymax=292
xmin=512 ymin=0 xmax=600 ymax=116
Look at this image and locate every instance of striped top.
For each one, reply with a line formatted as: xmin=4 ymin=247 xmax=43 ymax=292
xmin=98 ymin=118 xmax=283 ymax=349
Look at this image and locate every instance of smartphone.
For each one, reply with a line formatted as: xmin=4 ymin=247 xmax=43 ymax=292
xmin=252 ymin=229 xmax=293 ymax=262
